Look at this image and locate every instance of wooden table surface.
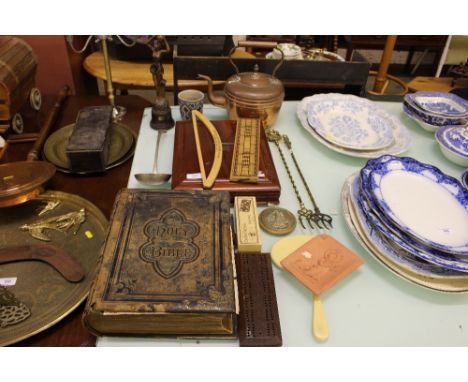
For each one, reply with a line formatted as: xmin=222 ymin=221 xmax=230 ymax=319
xmin=2 ymin=94 xmax=151 ymax=346
xmin=407 ymin=76 xmax=468 ymax=93
xmin=83 ymin=52 xmax=225 ymax=90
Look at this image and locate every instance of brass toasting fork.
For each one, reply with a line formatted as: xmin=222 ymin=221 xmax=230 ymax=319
xmin=267 ymin=129 xmax=333 ymax=230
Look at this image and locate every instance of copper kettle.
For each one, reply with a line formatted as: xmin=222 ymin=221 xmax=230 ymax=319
xmin=199 ymin=43 xmax=285 ymax=129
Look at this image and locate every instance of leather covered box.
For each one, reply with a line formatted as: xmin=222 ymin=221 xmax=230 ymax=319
xmin=83 ymin=188 xmax=238 ymax=336
xmin=66 ymin=105 xmax=113 ymax=173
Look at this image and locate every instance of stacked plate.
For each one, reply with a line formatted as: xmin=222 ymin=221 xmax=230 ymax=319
xmin=341 ymin=155 xmax=468 ymax=292
xmin=403 ymin=91 xmax=468 ymax=132
xmin=297 ymin=93 xmax=411 ymax=158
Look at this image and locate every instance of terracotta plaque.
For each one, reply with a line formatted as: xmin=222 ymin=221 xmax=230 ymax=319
xmin=280 ymin=234 xmax=364 ymax=295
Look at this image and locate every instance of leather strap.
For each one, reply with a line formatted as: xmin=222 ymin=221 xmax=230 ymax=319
xmin=0 ymin=244 xmax=85 ymax=282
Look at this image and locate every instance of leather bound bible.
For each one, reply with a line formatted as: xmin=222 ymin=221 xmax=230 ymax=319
xmin=83 ymin=189 xmax=237 ymax=336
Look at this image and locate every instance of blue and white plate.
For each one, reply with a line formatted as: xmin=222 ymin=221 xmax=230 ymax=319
xmin=408 ymin=92 xmax=468 ymax=118
xmin=297 ymin=94 xmax=411 ymax=158
xmin=306 ymin=94 xmax=395 ymax=150
xmin=404 ymin=94 xmax=467 ymax=127
xmin=356 ymin=176 xmax=468 ymax=272
xmin=436 ymin=125 xmax=468 ymax=158
xmin=342 ymin=174 xmax=468 ymax=292
xmin=403 ymin=103 xmax=439 ymax=133
xmin=362 ymin=156 xmax=468 ymax=257
xmin=435 ymin=125 xmax=468 ymax=167
xmin=462 ymin=169 xmax=468 ymax=189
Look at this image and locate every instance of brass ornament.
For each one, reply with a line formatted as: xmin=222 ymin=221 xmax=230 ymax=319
xmin=37 ymin=200 xmax=60 ymax=216
xmin=20 ymin=208 xmax=86 ymax=242
xmin=0 ymin=286 xmax=31 ymax=328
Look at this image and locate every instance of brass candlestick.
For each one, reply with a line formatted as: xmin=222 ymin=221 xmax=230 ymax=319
xmin=66 ymin=35 xmax=135 ymax=121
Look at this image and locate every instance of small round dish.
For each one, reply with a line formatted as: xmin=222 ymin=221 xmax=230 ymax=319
xmin=435 ymin=125 xmax=468 ymax=167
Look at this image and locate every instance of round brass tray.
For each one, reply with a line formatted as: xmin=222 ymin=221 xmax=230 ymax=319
xmin=43 ymin=122 xmax=135 ymax=174
xmin=0 ymin=191 xmax=108 ymax=346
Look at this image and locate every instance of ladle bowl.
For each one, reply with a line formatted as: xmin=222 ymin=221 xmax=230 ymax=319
xmin=134 ymin=128 xmax=171 ymax=186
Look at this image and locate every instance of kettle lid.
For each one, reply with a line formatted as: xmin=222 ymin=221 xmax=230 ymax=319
xmin=225 ymin=65 xmax=284 ymax=101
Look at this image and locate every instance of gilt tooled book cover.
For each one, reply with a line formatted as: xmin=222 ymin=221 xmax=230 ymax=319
xmin=84 ymin=189 xmax=237 ymax=336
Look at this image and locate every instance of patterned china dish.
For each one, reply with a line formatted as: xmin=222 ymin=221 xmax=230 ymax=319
xmin=435 ymin=125 xmax=468 ymax=167
xmin=403 ymin=92 xmax=467 ymax=126
xmin=402 ymin=103 xmax=439 ymax=133
xmin=341 ymin=174 xmax=468 ymax=293
xmin=409 ymin=91 xmax=468 ymax=118
xmin=362 ymin=155 xmax=468 ymax=257
xmin=357 ymin=175 xmax=468 ymax=271
xmin=266 ymin=43 xmax=303 ymax=60
xmin=462 ymin=169 xmax=468 ymax=189
xmin=297 ymin=94 xmax=411 ymax=158
xmin=350 ymin=173 xmax=468 ymax=273
xmin=302 ymin=49 xmax=345 ymax=62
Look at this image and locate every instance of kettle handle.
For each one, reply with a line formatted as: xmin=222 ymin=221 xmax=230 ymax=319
xmin=228 ymin=42 xmax=284 ymax=77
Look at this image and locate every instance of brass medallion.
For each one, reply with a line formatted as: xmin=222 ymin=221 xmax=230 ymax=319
xmin=259 ymin=206 xmax=297 ymax=236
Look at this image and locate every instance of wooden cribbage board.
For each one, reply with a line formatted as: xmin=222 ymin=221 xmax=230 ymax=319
xmin=235 ymin=252 xmax=283 ymax=347
xmin=171 ymin=120 xmax=280 ymax=204
xmin=230 ymin=118 xmax=261 ymax=183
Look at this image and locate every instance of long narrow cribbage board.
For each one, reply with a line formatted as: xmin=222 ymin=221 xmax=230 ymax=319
xmin=235 ymin=252 xmax=283 ymax=347
xmin=230 ymin=118 xmax=261 ymax=183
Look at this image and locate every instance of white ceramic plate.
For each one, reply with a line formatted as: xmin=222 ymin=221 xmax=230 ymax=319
xmin=364 ymin=156 xmax=468 ymax=256
xmin=305 ymin=94 xmax=395 ymax=150
xmin=341 ymin=174 xmax=468 ymax=293
xmin=297 ymin=95 xmax=411 ymax=158
xmin=409 ymin=92 xmax=468 ymax=118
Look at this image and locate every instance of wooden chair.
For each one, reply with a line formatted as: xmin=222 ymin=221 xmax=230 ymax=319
xmin=173 ymin=52 xmax=371 ymax=104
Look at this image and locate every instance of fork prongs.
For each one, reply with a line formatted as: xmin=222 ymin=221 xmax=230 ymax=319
xmin=298 ymin=208 xmax=310 ymax=230
xmin=317 ymin=213 xmax=333 ymax=229
xmin=307 ymin=210 xmax=333 ymax=230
